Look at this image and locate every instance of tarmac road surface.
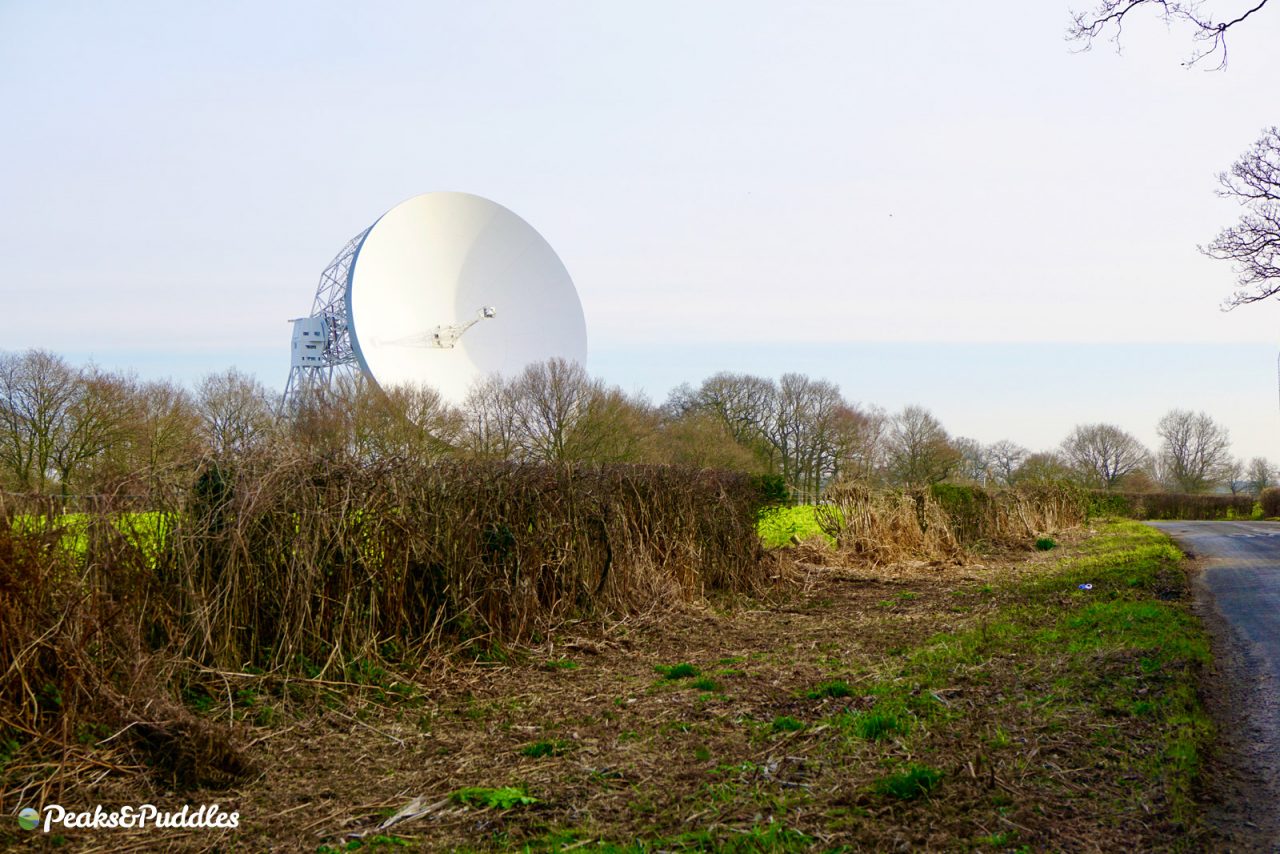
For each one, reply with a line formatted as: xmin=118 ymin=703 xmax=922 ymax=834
xmin=1152 ymin=521 xmax=1280 ymax=685
xmin=1150 ymin=520 xmax=1280 ymax=849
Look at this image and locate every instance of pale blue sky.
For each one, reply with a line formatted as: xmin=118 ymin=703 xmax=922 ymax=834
xmin=3 ymin=2 xmax=1279 ymax=459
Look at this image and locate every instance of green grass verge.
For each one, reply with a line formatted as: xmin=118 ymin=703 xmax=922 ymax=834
xmin=859 ymin=520 xmax=1212 ymax=826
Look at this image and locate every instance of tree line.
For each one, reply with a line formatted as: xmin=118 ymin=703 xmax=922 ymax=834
xmin=0 ymin=348 xmax=1271 ymax=500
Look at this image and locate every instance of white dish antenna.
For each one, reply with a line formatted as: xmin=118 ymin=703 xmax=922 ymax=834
xmin=284 ymin=192 xmax=587 ymax=408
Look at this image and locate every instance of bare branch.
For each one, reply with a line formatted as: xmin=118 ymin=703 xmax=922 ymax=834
xmin=1067 ymin=0 xmax=1271 ymax=68
xmin=1202 ymin=127 xmax=1280 ymax=307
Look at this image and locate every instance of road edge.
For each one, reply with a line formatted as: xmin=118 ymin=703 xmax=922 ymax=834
xmin=1183 ymin=552 xmax=1280 ymax=851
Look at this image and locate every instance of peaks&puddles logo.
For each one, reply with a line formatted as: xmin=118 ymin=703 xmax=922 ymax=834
xmin=15 ymin=803 xmax=239 ymax=832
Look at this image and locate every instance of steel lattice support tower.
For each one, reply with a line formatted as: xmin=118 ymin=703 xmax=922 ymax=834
xmin=280 ymin=226 xmax=371 ymax=411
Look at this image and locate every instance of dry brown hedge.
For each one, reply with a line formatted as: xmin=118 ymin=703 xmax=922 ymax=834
xmin=170 ymin=456 xmax=768 ymax=669
xmin=814 ymin=482 xmax=1086 ymax=565
xmin=0 ymin=457 xmax=768 ymax=800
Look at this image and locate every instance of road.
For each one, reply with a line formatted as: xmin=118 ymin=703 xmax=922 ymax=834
xmin=1150 ymin=520 xmax=1280 ymax=849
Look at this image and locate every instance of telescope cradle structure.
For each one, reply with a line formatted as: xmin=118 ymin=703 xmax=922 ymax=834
xmin=281 ymin=227 xmax=370 ymax=410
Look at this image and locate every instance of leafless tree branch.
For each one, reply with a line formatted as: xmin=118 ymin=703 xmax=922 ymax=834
xmin=1067 ymin=0 xmax=1271 ymax=68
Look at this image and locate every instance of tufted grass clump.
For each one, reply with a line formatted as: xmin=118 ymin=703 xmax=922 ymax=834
xmin=806 ymin=679 xmax=854 ymax=699
xmin=873 ymin=765 xmax=942 ymax=800
xmin=655 ymin=663 xmax=700 ymax=680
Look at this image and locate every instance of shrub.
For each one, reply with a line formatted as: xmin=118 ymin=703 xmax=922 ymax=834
xmin=1094 ymin=491 xmax=1257 ymax=521
xmin=1261 ymin=488 xmax=1280 ymax=518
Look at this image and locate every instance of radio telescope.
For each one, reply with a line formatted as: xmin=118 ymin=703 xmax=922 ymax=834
xmin=283 ymin=192 xmax=587 ymax=408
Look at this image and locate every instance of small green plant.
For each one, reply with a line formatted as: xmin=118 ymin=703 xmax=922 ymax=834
xmin=655 ymin=663 xmax=700 ymax=679
xmin=807 ymin=679 xmax=854 ymax=699
xmin=519 ymin=740 xmax=565 ymax=758
xmin=254 ymin=704 xmax=277 ymax=727
xmin=770 ymin=715 xmax=804 ymax=733
xmin=874 ymin=764 xmax=942 ymax=800
xmin=974 ymin=831 xmax=1016 ymax=847
xmin=690 ymin=677 xmax=721 ymax=692
xmin=852 ymin=710 xmax=907 ymax=741
xmin=74 ymin=722 xmax=111 ymax=746
xmin=1035 ymin=536 xmax=1057 ymax=551
xmin=451 ymin=786 xmax=538 ymax=809
xmin=544 ymin=658 xmax=578 ymax=670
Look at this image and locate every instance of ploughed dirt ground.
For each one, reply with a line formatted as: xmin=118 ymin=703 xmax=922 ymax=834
xmin=5 ymin=527 xmax=1240 ymax=852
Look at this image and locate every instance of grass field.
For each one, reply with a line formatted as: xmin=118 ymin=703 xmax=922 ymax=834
xmin=5 ymin=519 xmax=1215 ymax=850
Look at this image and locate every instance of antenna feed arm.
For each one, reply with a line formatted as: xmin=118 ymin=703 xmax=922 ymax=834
xmin=425 ymin=306 xmax=498 ymax=349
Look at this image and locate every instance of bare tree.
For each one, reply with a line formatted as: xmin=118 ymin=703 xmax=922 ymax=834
xmin=952 ymin=437 xmax=990 ymax=486
xmin=508 ymin=358 xmax=592 ymax=462
xmin=885 ymin=405 xmax=960 ymax=488
xmin=49 ymin=367 xmax=136 ymax=496
xmin=1068 ymin=0 xmax=1272 ymax=67
xmin=674 ymin=372 xmax=777 ymax=469
xmin=767 ymin=373 xmax=847 ymax=497
xmin=129 ymin=379 xmax=202 ymax=494
xmin=461 ymin=373 xmax=522 ymax=459
xmin=1223 ymin=458 xmax=1247 ymax=495
xmin=1247 ymin=456 xmax=1277 ymax=493
xmin=0 ymin=350 xmax=79 ymax=492
xmin=1012 ymin=451 xmax=1078 ymax=486
xmin=649 ymin=410 xmax=763 ymax=471
xmin=561 ymin=384 xmax=655 ymax=463
xmin=196 ymin=368 xmax=274 ymax=458
xmin=1061 ymin=423 xmax=1150 ymax=489
xmin=1156 ymin=409 xmax=1232 ymax=493
xmin=826 ymin=404 xmax=883 ymax=486
xmin=986 ymin=439 xmax=1029 ymax=487
xmin=1203 ymin=127 xmax=1280 ymax=308
xmin=481 ymin=359 xmax=653 ymax=464
xmin=667 ymin=372 xmax=882 ymax=493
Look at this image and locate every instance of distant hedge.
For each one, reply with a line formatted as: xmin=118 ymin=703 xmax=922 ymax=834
xmin=1088 ymin=491 xmax=1258 ymax=521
